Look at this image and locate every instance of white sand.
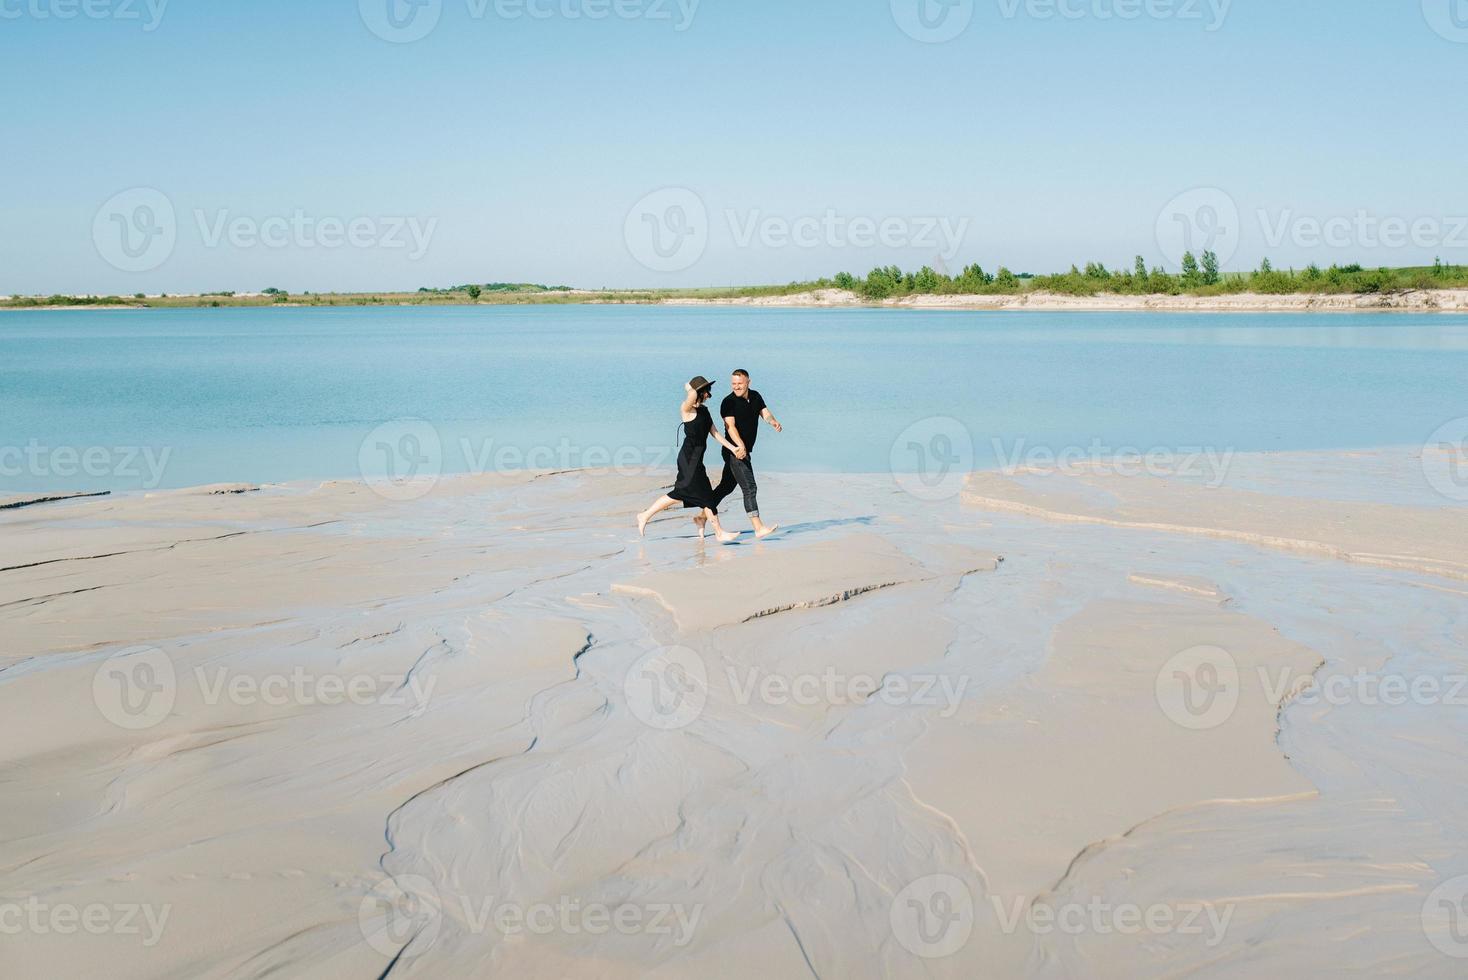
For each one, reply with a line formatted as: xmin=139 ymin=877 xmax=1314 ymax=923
xmin=2 ymin=451 xmax=1465 ymax=977
xmin=666 ymin=288 xmax=1468 ymax=313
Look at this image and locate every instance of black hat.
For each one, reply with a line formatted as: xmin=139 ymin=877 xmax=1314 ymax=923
xmin=689 ymin=375 xmax=714 ymax=394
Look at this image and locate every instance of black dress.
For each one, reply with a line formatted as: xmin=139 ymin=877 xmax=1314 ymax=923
xmin=669 ymin=405 xmax=718 ymax=512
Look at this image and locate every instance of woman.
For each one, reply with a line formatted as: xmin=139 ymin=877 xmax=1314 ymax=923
xmin=637 ymin=376 xmax=745 ymax=543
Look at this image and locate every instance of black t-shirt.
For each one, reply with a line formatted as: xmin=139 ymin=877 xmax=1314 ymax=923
xmin=720 ymin=389 xmax=767 ymax=453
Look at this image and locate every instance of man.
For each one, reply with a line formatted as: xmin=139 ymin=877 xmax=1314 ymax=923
xmin=712 ymin=369 xmax=783 ymax=539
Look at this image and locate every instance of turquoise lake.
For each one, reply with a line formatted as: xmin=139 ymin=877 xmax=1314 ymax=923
xmin=2 ymin=305 xmax=1466 ymax=493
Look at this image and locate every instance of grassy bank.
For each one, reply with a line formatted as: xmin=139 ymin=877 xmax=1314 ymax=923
xmin=6 ymin=260 xmax=1466 ymax=310
xmin=0 ymin=281 xmax=820 ymax=310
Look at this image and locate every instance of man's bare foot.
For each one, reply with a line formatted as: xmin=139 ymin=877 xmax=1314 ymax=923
xmin=755 ymin=525 xmax=780 ymax=539
xmin=637 ymin=510 xmax=651 ymax=537
xmin=716 ymin=530 xmax=739 ymax=544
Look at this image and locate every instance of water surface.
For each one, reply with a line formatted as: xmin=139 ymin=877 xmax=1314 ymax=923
xmin=2 ymin=305 xmax=1465 ymax=492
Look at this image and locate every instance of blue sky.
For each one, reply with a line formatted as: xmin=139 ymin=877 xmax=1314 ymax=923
xmin=3 ymin=0 xmax=1466 ymax=293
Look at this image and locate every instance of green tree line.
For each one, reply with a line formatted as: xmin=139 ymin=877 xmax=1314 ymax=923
xmin=828 ymin=255 xmax=1468 ymax=300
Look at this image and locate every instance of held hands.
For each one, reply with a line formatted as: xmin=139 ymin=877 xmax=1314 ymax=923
xmin=734 ymin=447 xmax=748 ymax=460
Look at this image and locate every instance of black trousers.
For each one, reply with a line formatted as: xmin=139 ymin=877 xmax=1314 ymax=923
xmin=712 ymin=451 xmax=759 ymax=515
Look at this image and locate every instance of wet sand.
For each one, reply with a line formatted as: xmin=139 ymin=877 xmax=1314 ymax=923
xmin=2 ymin=449 xmax=1466 ymax=977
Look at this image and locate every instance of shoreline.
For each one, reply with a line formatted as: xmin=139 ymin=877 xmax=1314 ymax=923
xmin=6 ymin=287 xmax=1468 ymax=314
xmin=666 ymin=286 xmax=1468 ymax=313
xmin=1 ymin=442 xmax=1439 ymax=504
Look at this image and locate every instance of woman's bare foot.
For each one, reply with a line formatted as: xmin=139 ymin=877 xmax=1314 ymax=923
xmin=755 ymin=525 xmax=780 ymax=539
xmin=693 ymin=514 xmax=708 ymax=539
xmin=716 ymin=529 xmax=739 ymax=544
xmin=637 ymin=510 xmax=651 ymax=537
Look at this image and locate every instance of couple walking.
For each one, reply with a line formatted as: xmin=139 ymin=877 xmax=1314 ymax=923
xmin=637 ymin=370 xmax=782 ymax=543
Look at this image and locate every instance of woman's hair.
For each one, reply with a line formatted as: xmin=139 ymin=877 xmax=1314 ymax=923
xmin=695 ymin=385 xmax=712 ymax=402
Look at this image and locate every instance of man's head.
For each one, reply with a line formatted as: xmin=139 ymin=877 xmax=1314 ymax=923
xmin=731 ymin=369 xmax=750 ymax=398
